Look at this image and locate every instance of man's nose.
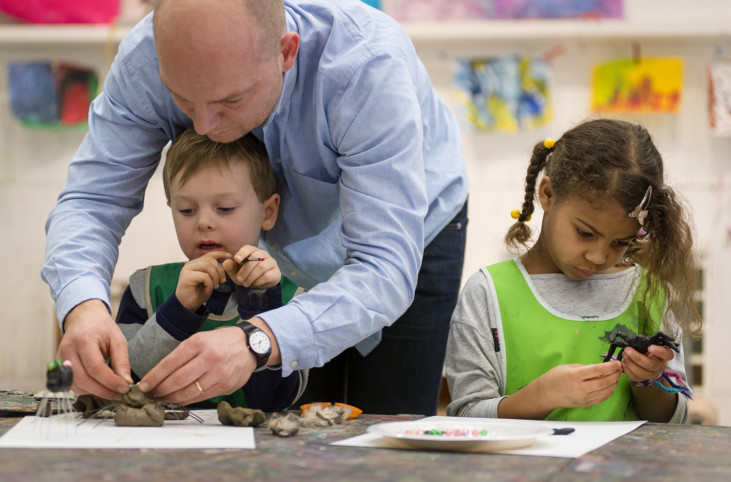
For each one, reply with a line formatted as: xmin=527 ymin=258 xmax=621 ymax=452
xmin=192 ymin=104 xmax=221 ymax=136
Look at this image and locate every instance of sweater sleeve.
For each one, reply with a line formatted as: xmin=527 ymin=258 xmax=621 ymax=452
xmin=116 ymin=270 xmax=207 ymax=380
xmin=445 ymin=269 xmax=506 ymax=418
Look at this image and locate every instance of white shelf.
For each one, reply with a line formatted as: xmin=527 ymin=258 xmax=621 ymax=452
xmin=3 ymin=19 xmax=731 ymax=47
xmin=0 ymin=23 xmax=133 ymax=45
xmin=402 ymin=20 xmax=731 ymax=44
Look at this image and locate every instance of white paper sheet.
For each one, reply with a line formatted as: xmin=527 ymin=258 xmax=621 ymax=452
xmin=332 ymin=416 xmax=645 ymax=458
xmin=0 ymin=410 xmax=255 ymax=449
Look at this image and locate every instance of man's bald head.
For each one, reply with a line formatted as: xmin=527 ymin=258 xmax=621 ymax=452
xmin=154 ymin=0 xmax=285 ymax=59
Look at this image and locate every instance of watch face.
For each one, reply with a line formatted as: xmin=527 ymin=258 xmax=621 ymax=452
xmin=249 ymin=330 xmax=271 ymax=355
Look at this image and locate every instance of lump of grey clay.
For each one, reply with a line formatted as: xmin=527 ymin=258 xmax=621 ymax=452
xmin=217 ymin=401 xmax=266 ymax=427
xmin=121 ymin=385 xmax=156 ymax=408
xmin=268 ymin=412 xmax=301 ymax=437
xmin=114 ymin=403 xmax=165 ymax=427
xmin=300 ymin=404 xmax=352 ymax=428
xmin=73 ymin=394 xmax=115 ymax=419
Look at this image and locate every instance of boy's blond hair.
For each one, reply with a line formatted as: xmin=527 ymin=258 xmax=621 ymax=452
xmin=163 ymin=127 xmax=277 ymax=203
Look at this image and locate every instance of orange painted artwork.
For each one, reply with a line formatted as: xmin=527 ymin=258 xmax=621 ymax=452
xmin=591 ymin=58 xmax=683 ymax=113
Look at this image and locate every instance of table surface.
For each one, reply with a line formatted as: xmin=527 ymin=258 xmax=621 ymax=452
xmin=1 ymin=393 xmax=730 ymax=481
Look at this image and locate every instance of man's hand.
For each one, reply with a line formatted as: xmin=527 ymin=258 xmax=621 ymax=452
xmin=175 ymin=251 xmax=230 ymax=311
xmin=138 ymin=316 xmax=282 ymax=405
xmin=138 ymin=326 xmax=257 ymax=405
xmin=57 ymin=299 xmax=132 ymax=399
xmin=222 ymin=245 xmax=280 ymax=288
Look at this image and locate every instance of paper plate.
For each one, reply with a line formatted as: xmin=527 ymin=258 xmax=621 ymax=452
xmin=367 ymin=420 xmax=553 ymax=452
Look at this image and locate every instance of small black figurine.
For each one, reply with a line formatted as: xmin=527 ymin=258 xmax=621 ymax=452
xmin=35 ymin=359 xmax=74 ymax=417
xmin=602 ymin=331 xmax=680 ymax=362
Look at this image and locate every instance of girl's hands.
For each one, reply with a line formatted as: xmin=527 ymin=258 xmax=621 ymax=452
xmin=537 ymin=362 xmax=623 ymax=409
xmin=175 ymin=251 xmax=230 ymax=311
xmin=620 ymin=345 xmax=674 ymax=383
xmin=498 ymin=361 xmax=622 ymax=419
xmin=222 ymin=245 xmax=280 ymax=289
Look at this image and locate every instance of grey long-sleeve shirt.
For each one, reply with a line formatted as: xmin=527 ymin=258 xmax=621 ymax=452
xmin=445 ymin=259 xmax=688 ymax=423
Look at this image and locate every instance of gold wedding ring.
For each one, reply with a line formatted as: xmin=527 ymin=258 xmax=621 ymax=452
xmin=195 ymin=380 xmax=204 ymax=393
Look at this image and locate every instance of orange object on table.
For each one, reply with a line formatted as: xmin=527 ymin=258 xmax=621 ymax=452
xmin=299 ymin=402 xmax=362 ymax=419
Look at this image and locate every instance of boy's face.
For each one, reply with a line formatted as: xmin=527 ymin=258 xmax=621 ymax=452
xmin=168 ymin=160 xmax=276 ymax=260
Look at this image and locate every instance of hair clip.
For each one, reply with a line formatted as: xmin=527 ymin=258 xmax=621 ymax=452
xmin=543 ymin=138 xmax=555 ymax=149
xmin=510 ymin=209 xmax=531 ymax=222
xmin=629 ymin=186 xmax=652 ymax=233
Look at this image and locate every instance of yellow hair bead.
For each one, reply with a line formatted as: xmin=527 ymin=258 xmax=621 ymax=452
xmin=544 ymin=138 xmax=555 ymax=149
xmin=511 ymin=209 xmax=531 ymax=222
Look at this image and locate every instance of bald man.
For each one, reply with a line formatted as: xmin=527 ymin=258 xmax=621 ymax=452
xmin=43 ymin=0 xmax=468 ymax=416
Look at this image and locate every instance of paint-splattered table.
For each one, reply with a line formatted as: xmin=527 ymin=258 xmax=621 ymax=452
xmin=1 ymin=404 xmax=730 ymax=481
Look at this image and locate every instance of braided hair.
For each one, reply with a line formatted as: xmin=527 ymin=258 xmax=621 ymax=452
xmin=505 ymin=119 xmax=700 ymax=336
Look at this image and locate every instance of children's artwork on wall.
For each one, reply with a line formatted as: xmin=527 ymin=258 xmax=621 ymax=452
xmin=7 ymin=61 xmax=98 ymax=128
xmin=492 ymin=0 xmax=623 ymax=19
xmin=453 ymin=55 xmax=552 ymax=132
xmin=0 ymin=0 xmax=120 ymax=24
xmin=706 ymin=60 xmax=731 ymax=136
xmin=388 ymin=0 xmax=491 ymax=22
xmin=591 ymin=58 xmax=683 ymax=113
xmin=387 ymin=0 xmax=623 ymax=22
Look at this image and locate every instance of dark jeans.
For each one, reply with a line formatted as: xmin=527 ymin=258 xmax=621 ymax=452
xmin=295 ymin=200 xmax=468 ymax=415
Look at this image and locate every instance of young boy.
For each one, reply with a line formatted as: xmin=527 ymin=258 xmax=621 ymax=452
xmin=115 ymin=126 xmax=305 ymax=411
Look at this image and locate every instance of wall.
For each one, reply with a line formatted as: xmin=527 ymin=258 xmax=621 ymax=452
xmin=0 ymin=0 xmax=729 ymax=424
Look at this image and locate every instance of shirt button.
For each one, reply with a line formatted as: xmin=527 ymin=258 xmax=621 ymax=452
xmin=275 ymin=157 xmax=282 ymax=163
xmin=290 ymin=360 xmax=298 ymax=368
xmin=289 ymin=271 xmax=297 ymax=276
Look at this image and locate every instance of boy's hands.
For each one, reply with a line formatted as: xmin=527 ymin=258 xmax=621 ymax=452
xmin=175 ymin=251 xmax=230 ymax=311
xmin=222 ymin=245 xmax=280 ymax=288
xmin=620 ymin=345 xmax=674 ymax=383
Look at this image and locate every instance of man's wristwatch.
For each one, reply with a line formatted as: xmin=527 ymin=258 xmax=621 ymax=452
xmin=235 ymin=320 xmax=271 ymax=369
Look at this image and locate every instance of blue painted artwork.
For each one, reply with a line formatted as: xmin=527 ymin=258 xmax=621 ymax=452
xmin=454 ymin=55 xmax=552 ymax=132
xmin=7 ymin=61 xmax=98 ymax=128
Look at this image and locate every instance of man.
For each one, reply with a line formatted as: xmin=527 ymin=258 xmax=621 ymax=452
xmin=43 ymin=0 xmax=468 ymax=415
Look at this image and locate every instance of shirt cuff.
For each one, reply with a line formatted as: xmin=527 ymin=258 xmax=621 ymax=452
xmin=55 ymin=277 xmax=112 ymax=331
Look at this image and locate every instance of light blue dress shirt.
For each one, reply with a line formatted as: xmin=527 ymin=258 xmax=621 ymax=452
xmin=42 ymin=0 xmax=468 ymax=376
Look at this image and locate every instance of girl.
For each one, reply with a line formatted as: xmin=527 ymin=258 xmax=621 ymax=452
xmin=446 ymin=119 xmax=699 ymax=422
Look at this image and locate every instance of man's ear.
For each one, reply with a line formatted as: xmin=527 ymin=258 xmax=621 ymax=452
xmin=538 ymin=176 xmax=554 ymax=213
xmin=281 ymin=31 xmax=299 ymax=73
xmin=261 ymin=193 xmax=280 ymax=231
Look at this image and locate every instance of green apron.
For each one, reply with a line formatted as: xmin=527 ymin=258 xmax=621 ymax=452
xmin=145 ymin=262 xmax=298 ymax=408
xmin=488 ymin=260 xmax=664 ymax=421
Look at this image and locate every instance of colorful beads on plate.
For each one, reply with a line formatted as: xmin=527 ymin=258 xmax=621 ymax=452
xmin=404 ymin=428 xmax=491 ymax=437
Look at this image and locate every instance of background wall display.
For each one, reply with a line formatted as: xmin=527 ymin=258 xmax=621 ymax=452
xmin=454 ymin=55 xmax=552 ymax=132
xmin=0 ymin=0 xmax=120 ymax=24
xmin=387 ymin=0 xmax=623 ymax=22
xmin=7 ymin=61 xmax=97 ymax=128
xmin=706 ymin=60 xmax=731 ymax=136
xmin=591 ymin=57 xmax=683 ymax=113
